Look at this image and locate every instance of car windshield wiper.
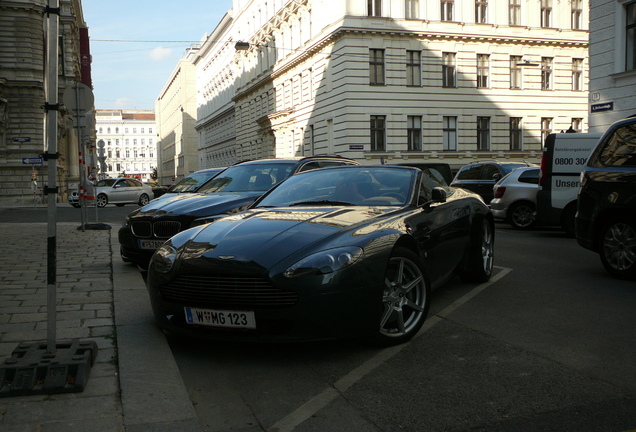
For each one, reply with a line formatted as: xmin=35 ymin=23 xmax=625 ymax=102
xmin=288 ymin=200 xmax=354 ymax=207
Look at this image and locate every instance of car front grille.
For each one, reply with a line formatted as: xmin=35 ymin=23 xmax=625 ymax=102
xmin=131 ymin=221 xmax=181 ymax=239
xmin=160 ymin=274 xmax=298 ymax=309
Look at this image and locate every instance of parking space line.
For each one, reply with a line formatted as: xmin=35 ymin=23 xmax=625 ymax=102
xmin=266 ymin=266 xmax=513 ymax=432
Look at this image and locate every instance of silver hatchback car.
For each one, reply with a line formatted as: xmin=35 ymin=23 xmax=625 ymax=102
xmin=490 ymin=166 xmax=540 ymax=230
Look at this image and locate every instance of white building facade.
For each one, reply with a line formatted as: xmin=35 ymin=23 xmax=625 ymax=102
xmin=156 ymin=45 xmax=201 ymax=185
xmin=95 ymin=110 xmax=157 ymax=181
xmin=588 ymin=0 xmax=636 ymax=132
xmin=196 ymin=0 xmax=591 ymax=170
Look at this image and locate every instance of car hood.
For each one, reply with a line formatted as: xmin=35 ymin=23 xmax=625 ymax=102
xmin=176 ymin=206 xmax=403 ymax=271
xmin=129 ymin=191 xmax=264 ymax=218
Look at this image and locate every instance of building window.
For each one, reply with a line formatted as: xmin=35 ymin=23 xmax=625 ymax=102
xmin=509 ymin=0 xmax=521 ymax=25
xmin=406 ymin=50 xmax=421 ymax=86
xmin=541 ymin=57 xmax=553 ymax=90
xmin=134 ymin=149 xmax=138 ymax=158
xmin=627 ymin=2 xmax=636 ymax=71
xmin=125 ymin=149 xmax=130 ymax=158
xmin=368 ymin=0 xmax=382 ymax=16
xmin=141 ymin=128 xmax=145 ymax=134
xmin=370 ymin=115 xmax=386 ymax=151
xmin=541 ymin=117 xmax=553 ymax=144
xmin=572 ymin=58 xmax=583 ymax=91
xmin=510 ymin=117 xmax=522 ymax=150
xmin=510 ymin=56 xmax=522 ymax=89
xmin=443 ymin=116 xmax=457 ymax=151
xmin=477 ymin=54 xmax=490 ymax=88
xmin=442 ymin=52 xmax=456 ymax=87
xmin=571 ymin=0 xmax=582 ymax=29
xmin=475 ymin=0 xmax=488 ymax=23
xmin=477 ymin=117 xmax=490 ymax=150
xmin=541 ymin=0 xmax=552 ymax=28
xmin=571 ymin=118 xmax=583 ymax=132
xmin=406 ymin=0 xmax=419 ymax=18
xmin=369 ymin=49 xmax=385 ymax=85
xmin=407 ymin=116 xmax=422 ymax=151
xmin=441 ymin=0 xmax=454 ymax=21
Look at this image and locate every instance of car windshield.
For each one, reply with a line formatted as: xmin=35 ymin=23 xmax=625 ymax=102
xmin=256 ymin=167 xmax=416 ymax=208
xmin=96 ymin=179 xmax=117 ymax=187
xmin=170 ymin=170 xmax=223 ymax=193
xmin=197 ymin=163 xmax=297 ymax=194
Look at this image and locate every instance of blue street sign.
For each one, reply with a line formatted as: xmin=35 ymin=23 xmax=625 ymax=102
xmin=22 ymin=157 xmax=43 ymax=165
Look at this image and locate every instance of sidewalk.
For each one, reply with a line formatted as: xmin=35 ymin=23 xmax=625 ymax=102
xmin=0 ymin=222 xmax=202 ymax=431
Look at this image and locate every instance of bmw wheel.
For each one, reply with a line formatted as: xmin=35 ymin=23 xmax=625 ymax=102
xmin=374 ymin=247 xmax=430 ymax=346
xmin=96 ymin=194 xmax=108 ymax=208
xmin=139 ymin=193 xmax=150 ymax=206
xmin=508 ymin=202 xmax=535 ymax=230
xmin=460 ymin=219 xmax=494 ymax=283
xmin=599 ymin=218 xmax=636 ymax=280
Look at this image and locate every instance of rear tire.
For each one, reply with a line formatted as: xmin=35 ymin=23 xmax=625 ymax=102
xmin=561 ymin=204 xmax=576 ymax=237
xmin=599 ymin=218 xmax=636 ymax=280
xmin=508 ymin=202 xmax=535 ymax=230
xmin=460 ymin=219 xmax=494 ymax=283
xmin=139 ymin=193 xmax=150 ymax=206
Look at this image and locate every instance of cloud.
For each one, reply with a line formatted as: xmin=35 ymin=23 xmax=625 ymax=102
xmin=114 ymin=97 xmax=136 ymax=109
xmin=148 ymin=46 xmax=173 ymax=61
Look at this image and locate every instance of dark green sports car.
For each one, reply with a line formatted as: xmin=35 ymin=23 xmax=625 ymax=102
xmin=146 ymin=165 xmax=494 ymax=345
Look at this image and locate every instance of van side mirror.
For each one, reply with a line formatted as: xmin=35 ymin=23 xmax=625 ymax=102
xmin=431 ymin=187 xmax=447 ymax=203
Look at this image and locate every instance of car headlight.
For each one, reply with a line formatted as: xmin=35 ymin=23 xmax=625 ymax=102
xmin=284 ymin=246 xmax=363 ymax=278
xmin=152 ymin=244 xmax=178 ymax=273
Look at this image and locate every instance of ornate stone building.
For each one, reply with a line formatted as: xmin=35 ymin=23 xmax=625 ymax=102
xmin=194 ymin=0 xmax=591 ymax=171
xmin=95 ymin=110 xmax=157 ymax=181
xmin=0 ymin=0 xmax=90 ymax=205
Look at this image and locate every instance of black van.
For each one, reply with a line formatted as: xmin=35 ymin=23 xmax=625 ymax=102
xmin=576 ymin=116 xmax=636 ymax=279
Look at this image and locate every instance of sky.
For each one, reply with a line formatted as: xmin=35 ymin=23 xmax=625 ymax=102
xmin=82 ymin=0 xmax=233 ymax=111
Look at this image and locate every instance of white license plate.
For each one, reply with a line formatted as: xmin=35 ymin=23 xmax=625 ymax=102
xmin=184 ymin=307 xmax=256 ymax=329
xmin=138 ymin=239 xmax=164 ymax=250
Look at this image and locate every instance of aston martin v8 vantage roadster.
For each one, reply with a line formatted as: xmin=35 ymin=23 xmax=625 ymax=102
xmin=146 ymin=165 xmax=494 ymax=345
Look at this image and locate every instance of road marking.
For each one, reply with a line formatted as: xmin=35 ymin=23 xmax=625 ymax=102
xmin=267 ymin=266 xmax=513 ymax=432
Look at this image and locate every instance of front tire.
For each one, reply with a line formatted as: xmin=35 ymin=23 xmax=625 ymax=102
xmin=372 ymin=247 xmax=430 ymax=346
xmin=599 ymin=218 xmax=636 ymax=280
xmin=96 ymin=194 xmax=108 ymax=208
xmin=508 ymin=202 xmax=535 ymax=230
xmin=460 ymin=219 xmax=494 ymax=283
xmin=139 ymin=193 xmax=150 ymax=206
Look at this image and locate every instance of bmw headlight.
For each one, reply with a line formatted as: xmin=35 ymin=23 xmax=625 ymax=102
xmin=152 ymin=244 xmax=178 ymax=273
xmin=284 ymin=246 xmax=363 ymax=278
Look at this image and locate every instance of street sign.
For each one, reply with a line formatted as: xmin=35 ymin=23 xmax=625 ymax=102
xmin=22 ymin=157 xmax=43 ymax=165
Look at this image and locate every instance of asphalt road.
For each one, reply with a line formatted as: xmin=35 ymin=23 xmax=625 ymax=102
xmin=167 ymin=225 xmax=636 ymax=432
xmin=3 ymin=205 xmax=634 ymax=431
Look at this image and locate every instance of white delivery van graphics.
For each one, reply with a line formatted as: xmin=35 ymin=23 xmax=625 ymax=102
xmin=536 ymin=133 xmax=602 ymax=236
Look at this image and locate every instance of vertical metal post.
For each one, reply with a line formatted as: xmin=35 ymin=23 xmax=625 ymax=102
xmin=76 ymin=84 xmax=86 ymax=231
xmin=44 ymin=0 xmax=60 ymax=353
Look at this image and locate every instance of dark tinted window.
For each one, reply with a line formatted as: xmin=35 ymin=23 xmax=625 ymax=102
xmin=501 ymin=163 xmax=528 ymax=174
xmin=598 ymin=124 xmax=636 ymax=167
xmin=198 ymin=163 xmax=296 ymax=193
xmin=481 ymin=164 xmax=501 ymax=180
xmin=518 ymin=169 xmax=540 ymax=184
xmin=457 ymin=164 xmax=482 ymax=180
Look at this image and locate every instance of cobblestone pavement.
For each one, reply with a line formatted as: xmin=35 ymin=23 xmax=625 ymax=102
xmin=0 ymin=223 xmax=123 ymax=431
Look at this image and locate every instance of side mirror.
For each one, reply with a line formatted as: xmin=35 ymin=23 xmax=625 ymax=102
xmin=431 ymin=187 xmax=447 ymax=203
xmin=492 ymin=173 xmax=502 ymax=181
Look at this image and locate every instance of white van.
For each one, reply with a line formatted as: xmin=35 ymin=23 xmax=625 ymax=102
xmin=536 ymin=132 xmax=603 ymax=236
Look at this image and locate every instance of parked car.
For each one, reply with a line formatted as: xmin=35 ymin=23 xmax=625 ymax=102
xmin=69 ymin=178 xmax=153 ymax=208
xmin=576 ymin=116 xmax=636 ymax=279
xmin=145 ymin=181 xmax=169 ymax=199
xmin=119 ymin=156 xmax=358 ymax=268
xmin=167 ymin=168 xmax=226 ymax=194
xmin=451 ymin=161 xmax=534 ymax=203
xmin=490 ymin=166 xmax=540 ymax=229
xmin=146 ymin=165 xmax=494 ymax=345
